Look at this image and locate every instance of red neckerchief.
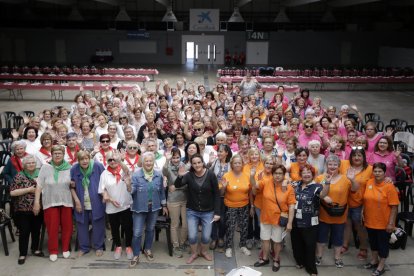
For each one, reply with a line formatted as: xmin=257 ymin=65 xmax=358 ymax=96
xmin=107 ymin=165 xmax=121 ymax=184
xmin=39 ymin=147 xmax=51 ymax=157
xmin=125 ymin=154 xmax=139 ymax=171
xmin=99 ymin=147 xmax=113 ymax=166
xmin=10 ymin=153 xmax=28 ymax=172
xmin=66 ymin=145 xmax=80 ymax=165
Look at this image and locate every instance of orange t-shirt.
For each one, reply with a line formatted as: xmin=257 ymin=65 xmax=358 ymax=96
xmin=340 ymin=160 xmax=373 ymax=208
xmin=363 ymin=179 xmax=399 ymax=230
xmin=253 ymin=172 xmax=272 ymax=209
xmin=258 ymin=178 xmax=296 ymax=225
xmin=315 ymin=174 xmax=351 ymax=224
xmin=243 ymin=162 xmax=264 ymax=209
xmin=223 ymin=171 xmax=251 ymax=208
xmin=290 ymin=162 xmax=318 ymax=181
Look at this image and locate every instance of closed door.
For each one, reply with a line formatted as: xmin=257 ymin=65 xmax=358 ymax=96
xmin=246 ymin=41 xmax=268 ymax=64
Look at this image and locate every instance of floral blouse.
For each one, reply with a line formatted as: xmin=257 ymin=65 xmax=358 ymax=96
xmin=10 ymin=174 xmax=37 ymax=212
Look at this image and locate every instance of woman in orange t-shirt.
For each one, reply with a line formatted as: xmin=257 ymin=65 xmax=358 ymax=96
xmin=363 ymin=162 xmax=399 ymax=276
xmin=314 ymin=155 xmax=358 ymax=268
xmin=251 ymin=165 xmax=296 ymax=272
xmin=289 ymin=147 xmax=318 ymax=182
xmin=339 ymin=147 xmax=373 ymax=260
xmin=221 ymin=155 xmax=252 ymax=258
xmin=242 ymin=147 xmax=264 ymax=248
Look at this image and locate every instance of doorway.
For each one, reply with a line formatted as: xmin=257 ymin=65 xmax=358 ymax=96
xmin=182 ymin=35 xmax=224 ymax=65
xmin=186 ymin=41 xmax=195 ymax=65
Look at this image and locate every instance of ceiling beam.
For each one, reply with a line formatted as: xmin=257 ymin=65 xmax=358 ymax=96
xmin=90 ymin=0 xmax=119 ymax=6
xmin=36 ymin=0 xmax=75 ymax=5
xmin=329 ymin=0 xmax=381 ymax=8
xmin=282 ymin=0 xmax=322 ymax=7
xmin=0 ymin=0 xmax=26 ymax=3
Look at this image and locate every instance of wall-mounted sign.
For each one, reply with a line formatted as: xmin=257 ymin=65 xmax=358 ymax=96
xmin=190 ymin=9 xmax=220 ymax=31
xmin=127 ymin=31 xmax=150 ymax=39
xmin=246 ymin=31 xmax=269 ymax=40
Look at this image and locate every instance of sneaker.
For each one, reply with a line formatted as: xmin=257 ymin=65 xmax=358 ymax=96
xmin=62 ymin=251 xmax=70 ymax=259
xmin=225 ymin=248 xmax=232 ymax=258
xmin=143 ymin=249 xmax=154 ymax=261
xmin=49 ymin=254 xmax=58 ymax=262
xmin=335 ymin=258 xmax=344 ymax=268
xmin=129 ymin=256 xmax=139 ymax=268
xmin=173 ymin=246 xmax=183 ymax=258
xmin=240 ymin=246 xmax=251 ymax=256
xmin=364 ymin=263 xmax=379 ymax=270
xmin=246 ymin=239 xmax=254 ymax=250
xmin=315 ymin=256 xmax=322 ymax=266
xmin=126 ymin=247 xmax=133 ymax=260
xmin=113 ymin=247 xmax=122 ymax=259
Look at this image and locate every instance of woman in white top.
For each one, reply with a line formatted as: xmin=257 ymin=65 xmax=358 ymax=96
xmin=108 ymin=123 xmax=121 ymax=149
xmin=99 ymin=151 xmax=133 ymax=260
xmin=123 ymin=141 xmax=140 ymax=173
xmin=35 ymin=133 xmax=53 ymax=167
xmin=22 ymin=127 xmax=41 ymax=156
xmin=94 ymin=113 xmax=109 ymax=141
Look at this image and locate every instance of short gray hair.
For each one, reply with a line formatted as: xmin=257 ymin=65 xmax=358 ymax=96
xmin=141 ymin=151 xmax=155 ymax=162
xmin=308 ymin=140 xmax=321 ymax=147
xmin=326 ymin=154 xmax=341 ymax=166
xmin=22 ymin=154 xmax=36 ymax=168
xmin=11 ymin=140 xmax=27 ymax=153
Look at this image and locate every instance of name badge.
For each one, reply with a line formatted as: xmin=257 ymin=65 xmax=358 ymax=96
xmin=311 ymin=216 xmax=319 ymax=226
xmin=296 ymin=209 xmax=302 ymax=219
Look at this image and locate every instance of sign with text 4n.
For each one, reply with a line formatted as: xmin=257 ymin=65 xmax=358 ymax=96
xmin=246 ymin=31 xmax=269 ymax=40
xmin=190 ymin=9 xmax=220 ymax=31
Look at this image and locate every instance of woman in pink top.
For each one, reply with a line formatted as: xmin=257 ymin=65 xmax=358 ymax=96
xmin=298 ymin=120 xmax=322 ymax=148
xmin=368 ymin=136 xmax=404 ymax=181
xmin=364 ymin=122 xmax=383 ymax=153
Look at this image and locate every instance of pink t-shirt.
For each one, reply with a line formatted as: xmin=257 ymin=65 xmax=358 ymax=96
xmin=365 ymin=133 xmax=383 ymax=153
xmin=368 ymin=151 xmax=397 ymax=181
xmin=298 ymin=133 xmax=322 ymax=148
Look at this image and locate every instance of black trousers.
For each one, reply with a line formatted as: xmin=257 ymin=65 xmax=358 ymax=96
xmin=14 ymin=211 xmax=43 ymax=257
xmin=247 ymin=211 xmax=260 ymax=240
xmin=108 ymin=209 xmax=133 ymax=247
xmin=291 ymin=225 xmax=318 ymax=275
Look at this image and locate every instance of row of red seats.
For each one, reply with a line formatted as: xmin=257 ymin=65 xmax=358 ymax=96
xmin=1 ymin=65 xmax=102 ymax=75
xmin=217 ymin=67 xmax=414 ymax=77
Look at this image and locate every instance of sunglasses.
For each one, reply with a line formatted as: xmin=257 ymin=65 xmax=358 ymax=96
xmin=128 ymin=147 xmax=138 ymax=150
xmin=304 ymin=125 xmax=313 ymax=128
xmin=101 ymin=140 xmax=110 ymax=143
xmin=194 ymin=128 xmax=203 ymax=131
xmin=351 ymin=146 xmax=364 ymax=150
xmin=120 ymin=116 xmax=127 ymax=119
xmin=107 ymin=158 xmax=116 ymax=162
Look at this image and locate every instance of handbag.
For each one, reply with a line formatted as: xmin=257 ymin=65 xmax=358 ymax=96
xmin=321 ymin=202 xmax=347 ymax=217
xmin=274 ymin=184 xmax=288 ymax=227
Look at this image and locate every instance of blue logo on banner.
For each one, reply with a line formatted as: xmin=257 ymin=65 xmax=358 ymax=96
xmin=198 ymin=11 xmax=212 ymax=23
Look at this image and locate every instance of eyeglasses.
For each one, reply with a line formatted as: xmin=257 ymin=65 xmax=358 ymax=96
xmin=128 ymin=147 xmax=138 ymax=150
xmin=305 ymin=125 xmax=313 ymax=128
xmin=107 ymin=158 xmax=116 ymax=162
xmin=351 ymin=146 xmax=364 ymax=150
xmin=194 ymin=128 xmax=203 ymax=131
xmin=120 ymin=116 xmax=127 ymax=119
xmin=101 ymin=140 xmax=110 ymax=143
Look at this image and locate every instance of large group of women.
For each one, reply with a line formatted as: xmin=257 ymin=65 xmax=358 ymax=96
xmin=3 ymin=76 xmax=404 ymax=276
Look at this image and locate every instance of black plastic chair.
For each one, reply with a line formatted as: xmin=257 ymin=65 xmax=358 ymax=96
xmin=0 ymin=128 xmax=12 ymax=140
xmin=154 ymin=214 xmax=173 ymax=257
xmin=405 ymin=125 xmax=414 ymax=134
xmin=364 ymin=113 xmax=381 ymax=124
xmin=395 ymin=166 xmax=408 ymax=212
xmin=0 ymin=214 xmax=15 ymax=256
xmin=19 ymin=111 xmax=35 ymax=118
xmin=6 ymin=116 xmax=23 ymax=129
xmin=390 ymin=119 xmax=408 ymax=132
xmin=0 ymin=139 xmax=13 ymax=152
xmin=397 ymin=205 xmax=414 ymax=237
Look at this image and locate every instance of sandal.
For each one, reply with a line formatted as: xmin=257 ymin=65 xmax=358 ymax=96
xmin=340 ymin=246 xmax=349 ymax=255
xmin=364 ymin=263 xmax=379 ymax=270
xmin=186 ymin=253 xmax=199 ymax=264
xmin=272 ymin=259 xmax=280 ymax=272
xmin=254 ymin=258 xmax=270 ymax=267
xmin=357 ymin=249 xmax=368 ymax=260
xmin=129 ymin=256 xmax=139 ymax=268
xmin=372 ymin=269 xmax=385 ymax=276
xmin=199 ymin=251 xmax=213 ymax=261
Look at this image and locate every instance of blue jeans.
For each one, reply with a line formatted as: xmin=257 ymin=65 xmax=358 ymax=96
xmin=187 ymin=209 xmax=214 ymax=245
xmin=131 ymin=210 xmax=159 ymax=256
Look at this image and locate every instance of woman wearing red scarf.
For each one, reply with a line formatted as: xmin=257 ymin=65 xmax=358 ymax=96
xmin=92 ymin=134 xmax=114 ymax=168
xmin=3 ymin=140 xmax=28 ymax=185
xmin=34 ymin=133 xmax=53 ymax=167
xmin=123 ymin=140 xmax=140 ymax=173
xmin=64 ymin=133 xmax=80 ymax=165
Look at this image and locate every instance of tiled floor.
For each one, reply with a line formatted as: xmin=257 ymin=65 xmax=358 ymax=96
xmin=0 ymin=64 xmax=413 ymax=276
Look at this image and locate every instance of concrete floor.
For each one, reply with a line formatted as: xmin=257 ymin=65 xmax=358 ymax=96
xmin=0 ymin=64 xmax=414 ymax=276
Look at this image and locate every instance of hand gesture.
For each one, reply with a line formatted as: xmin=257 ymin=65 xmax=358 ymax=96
xmin=140 ymin=145 xmax=146 ymax=154
xmin=209 ymin=151 xmax=216 ymax=163
xmin=183 ymin=77 xmax=187 ymax=83
xmin=324 ymin=173 xmax=333 ymax=184
xmin=156 ymin=80 xmax=161 ymax=87
xmin=385 ymin=128 xmax=394 ymax=137
xmin=258 ymin=171 xmax=264 ymax=181
xmin=349 ymin=104 xmax=358 ymax=111
xmin=165 ymin=151 xmax=172 ymax=160
xmin=329 ymin=140 xmax=338 ymax=150
xmin=394 ymin=147 xmax=401 ymax=158
xmin=11 ymin=129 xmax=19 ymax=140
xmin=346 ymin=167 xmax=356 ymax=181
xmin=178 ymin=164 xmax=186 ymax=176
xmin=23 ymin=116 xmax=30 ymax=125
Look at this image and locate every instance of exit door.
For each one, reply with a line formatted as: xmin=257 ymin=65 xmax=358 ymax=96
xmin=182 ymin=35 xmax=224 ymax=65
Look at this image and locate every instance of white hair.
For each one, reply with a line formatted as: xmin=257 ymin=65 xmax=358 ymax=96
xmin=21 ymin=154 xmax=36 ymax=167
xmin=141 ymin=151 xmax=155 ymax=162
xmin=11 ymin=140 xmax=27 ymax=153
xmin=308 ymin=140 xmax=321 ymax=147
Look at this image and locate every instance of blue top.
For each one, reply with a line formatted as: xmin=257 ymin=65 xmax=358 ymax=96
xmin=293 ymin=182 xmax=323 ymax=228
xmin=70 ymin=162 xmax=106 ymax=223
xmin=131 ymin=169 xmax=166 ymax=213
